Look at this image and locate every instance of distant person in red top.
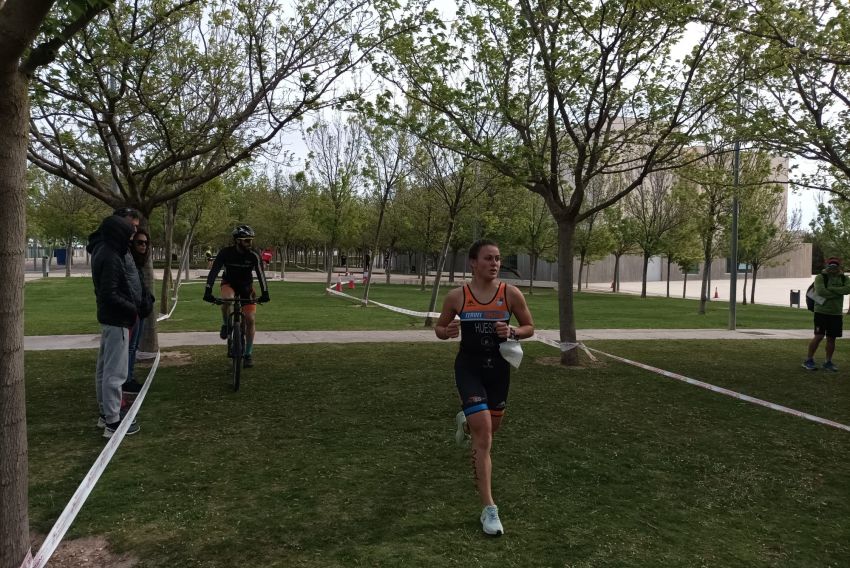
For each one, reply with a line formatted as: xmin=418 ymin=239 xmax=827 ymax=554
xmin=435 ymin=238 xmax=534 ymax=537
xmin=261 ymin=247 xmax=273 ymax=270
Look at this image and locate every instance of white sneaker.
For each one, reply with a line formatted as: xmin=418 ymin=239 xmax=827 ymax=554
xmin=480 ymin=504 xmax=504 ymax=536
xmin=454 ymin=411 xmax=470 ymax=447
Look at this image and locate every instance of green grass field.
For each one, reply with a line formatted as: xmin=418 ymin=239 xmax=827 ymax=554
xmin=23 ymin=277 xmax=846 ymax=566
xmin=24 ymin=277 xmax=812 ymax=335
xmin=26 ymin=340 xmax=850 ymax=567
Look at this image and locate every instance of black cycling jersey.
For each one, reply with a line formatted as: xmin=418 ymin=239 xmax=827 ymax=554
xmin=204 ymin=245 xmax=269 ymax=297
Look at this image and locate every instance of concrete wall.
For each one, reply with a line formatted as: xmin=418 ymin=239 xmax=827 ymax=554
xmin=442 ymin=240 xmax=812 ymax=284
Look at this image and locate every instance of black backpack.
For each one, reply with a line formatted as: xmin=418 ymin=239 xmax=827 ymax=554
xmin=806 ymin=274 xmax=848 ymax=311
xmin=805 ymin=283 xmax=816 ymax=311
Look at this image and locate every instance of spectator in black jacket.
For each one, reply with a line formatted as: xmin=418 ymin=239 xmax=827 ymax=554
xmin=87 ymin=214 xmax=144 ymax=438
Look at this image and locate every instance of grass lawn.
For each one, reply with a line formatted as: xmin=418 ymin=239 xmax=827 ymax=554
xmin=27 ymin=340 xmax=850 ymax=567
xmin=24 ymin=278 xmax=811 ymax=335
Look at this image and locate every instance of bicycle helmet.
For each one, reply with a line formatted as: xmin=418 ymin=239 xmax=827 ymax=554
xmin=232 ymin=225 xmax=255 ymax=239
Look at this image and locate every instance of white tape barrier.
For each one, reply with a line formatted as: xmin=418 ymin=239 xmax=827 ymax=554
xmin=587 ymin=347 xmax=850 ymax=433
xmin=26 ymin=352 xmax=162 ymax=568
xmin=325 ymin=288 xmax=850 ymax=433
xmin=156 ymin=279 xmax=185 ymax=322
xmin=534 ymin=335 xmax=598 ymax=362
xmin=326 ymin=286 xmax=442 ymax=319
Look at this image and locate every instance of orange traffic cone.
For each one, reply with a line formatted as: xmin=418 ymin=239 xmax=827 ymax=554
xmin=713 ymin=286 xmax=719 ymax=299
xmin=347 ymin=278 xmax=355 ymax=289
xmin=334 ymin=281 xmax=342 ymax=292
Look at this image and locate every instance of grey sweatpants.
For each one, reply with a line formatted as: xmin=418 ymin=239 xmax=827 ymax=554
xmin=95 ymin=324 xmax=129 ymax=424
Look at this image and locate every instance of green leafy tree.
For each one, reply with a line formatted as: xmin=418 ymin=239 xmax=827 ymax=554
xmin=574 ymin=210 xmax=615 ymax=290
xmin=717 ymin=0 xmax=850 ymax=201
xmin=28 ymin=169 xmax=109 ymax=276
xmin=681 ymin=152 xmax=733 ymax=313
xmin=28 ymin=0 xmax=385 ymax=331
xmin=373 ymin=0 xmax=742 ymax=364
xmin=605 ymin=205 xmax=640 ymax=292
xmin=488 ymin=186 xmax=557 ymax=294
xmin=737 ymin=176 xmax=800 ymax=304
xmin=361 ymin=118 xmax=411 ymax=302
xmin=683 ymin=147 xmax=776 ymax=313
xmin=810 ymin=199 xmax=850 ymax=271
xmin=414 ymin=141 xmax=492 ymax=326
xmin=395 ymin=174 xmax=446 ymax=288
xmin=625 ymin=169 xmax=686 ymax=297
xmin=304 ymin=116 xmax=366 ymax=288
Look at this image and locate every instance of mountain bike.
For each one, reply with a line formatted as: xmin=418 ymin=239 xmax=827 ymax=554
xmin=213 ymin=297 xmax=258 ymax=391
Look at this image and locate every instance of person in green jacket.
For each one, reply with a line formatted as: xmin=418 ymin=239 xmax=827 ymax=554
xmin=803 ymin=257 xmax=850 ymax=371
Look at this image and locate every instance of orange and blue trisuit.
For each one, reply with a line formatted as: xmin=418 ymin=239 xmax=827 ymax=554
xmin=456 ymin=282 xmax=512 ymax=418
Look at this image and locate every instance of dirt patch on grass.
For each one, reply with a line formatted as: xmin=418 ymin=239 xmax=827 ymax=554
xmin=31 ymin=534 xmax=138 ymax=568
xmin=137 ymin=350 xmax=193 ymax=367
xmin=535 ymin=356 xmax=607 ymax=369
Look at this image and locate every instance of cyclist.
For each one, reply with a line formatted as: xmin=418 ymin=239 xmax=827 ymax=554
xmin=203 ymin=225 xmax=270 ymax=367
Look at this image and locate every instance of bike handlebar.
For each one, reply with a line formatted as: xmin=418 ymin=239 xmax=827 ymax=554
xmin=211 ymin=297 xmax=263 ymax=306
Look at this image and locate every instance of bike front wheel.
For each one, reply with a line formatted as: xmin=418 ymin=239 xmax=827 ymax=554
xmin=230 ymin=324 xmax=243 ymax=392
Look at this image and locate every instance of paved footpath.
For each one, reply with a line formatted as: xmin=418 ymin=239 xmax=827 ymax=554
xmin=24 ymin=328 xmax=811 ymax=351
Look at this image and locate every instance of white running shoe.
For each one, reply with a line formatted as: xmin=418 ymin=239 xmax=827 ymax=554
xmin=480 ymin=504 xmax=504 ymax=536
xmin=455 ymin=410 xmax=470 ymax=447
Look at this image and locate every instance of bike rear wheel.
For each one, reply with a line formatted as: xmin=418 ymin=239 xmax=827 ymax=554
xmin=230 ymin=321 xmax=243 ymax=392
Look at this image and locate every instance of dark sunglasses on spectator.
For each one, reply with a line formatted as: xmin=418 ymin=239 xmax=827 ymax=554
xmin=133 ymin=240 xmax=148 ymax=246
xmin=237 ymin=238 xmax=254 ymax=243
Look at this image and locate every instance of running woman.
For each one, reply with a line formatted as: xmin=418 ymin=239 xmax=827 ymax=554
xmin=203 ymin=225 xmax=270 ymax=367
xmin=434 ymin=238 xmax=534 ymax=536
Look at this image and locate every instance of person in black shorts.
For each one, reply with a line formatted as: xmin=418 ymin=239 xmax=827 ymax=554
xmin=803 ymin=257 xmax=850 ymax=371
xmin=434 ymin=238 xmax=534 ymax=537
xmin=203 ymin=225 xmax=270 ymax=368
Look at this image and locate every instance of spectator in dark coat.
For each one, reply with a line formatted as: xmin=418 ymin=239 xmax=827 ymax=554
xmin=87 ymin=214 xmax=143 ymax=438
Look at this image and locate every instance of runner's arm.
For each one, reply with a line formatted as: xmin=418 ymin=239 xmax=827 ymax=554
xmin=435 ymin=288 xmax=461 ymax=340
xmin=505 ymin=285 xmax=534 ymax=340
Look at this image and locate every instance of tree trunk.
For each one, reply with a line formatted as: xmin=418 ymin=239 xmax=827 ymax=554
xmin=576 ymin=251 xmax=585 ymax=292
xmin=385 ymin=247 xmax=394 ymax=285
xmin=362 ymin=192 xmax=390 ymax=303
xmin=699 ymin=250 xmax=712 ymax=314
xmin=324 ymin=244 xmax=334 ymax=290
xmin=529 ymin=252 xmax=537 ymax=295
xmin=641 ymin=252 xmax=650 ymax=298
xmin=424 ymin=218 xmax=455 ymax=327
xmin=159 ymin=200 xmax=177 ymax=315
xmin=750 ymin=266 xmax=758 ymax=305
xmin=0 ymin=64 xmax=31 ymax=568
xmin=613 ymin=253 xmax=621 ymax=293
xmin=683 ymin=272 xmax=688 ymax=299
xmin=742 ymin=268 xmax=749 ymax=306
xmin=174 ymin=226 xmax=194 ymax=289
xmin=557 ymin=220 xmax=580 ymax=366
xmin=448 ymin=248 xmax=457 ymax=283
xmin=666 ymin=257 xmax=671 ymax=298
xmin=65 ymin=239 xmax=72 ymax=277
